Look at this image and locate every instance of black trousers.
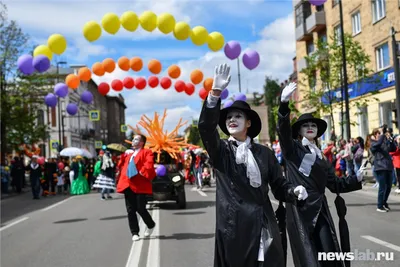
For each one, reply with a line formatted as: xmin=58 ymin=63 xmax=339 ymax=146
xmin=313 ymin=214 xmax=341 ymax=267
xmin=124 ymin=188 xmax=155 ymax=235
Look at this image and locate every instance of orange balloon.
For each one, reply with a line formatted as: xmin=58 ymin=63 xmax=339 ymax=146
xmin=168 ymin=64 xmax=181 ymax=79
xmin=78 ymin=67 xmax=92 ymax=82
xmin=203 ymin=77 xmax=213 ymax=92
xmin=118 ymin=56 xmax=130 ymax=71
xmin=92 ymin=62 xmax=105 ymax=76
xmin=130 ymin=57 xmax=143 ymax=72
xmin=65 ymin=74 xmax=80 ymax=89
xmin=190 ymin=69 xmax=204 ymax=85
xmin=102 ymin=58 xmax=116 ymax=73
xmin=148 ymin=59 xmax=162 ymax=74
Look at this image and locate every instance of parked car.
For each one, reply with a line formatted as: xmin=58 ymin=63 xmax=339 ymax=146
xmin=148 ymin=151 xmax=186 ymax=209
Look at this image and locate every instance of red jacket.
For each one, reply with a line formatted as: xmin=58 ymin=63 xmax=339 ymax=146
xmin=390 ymin=148 xmax=400 ymax=169
xmin=116 ymin=149 xmax=156 ymax=194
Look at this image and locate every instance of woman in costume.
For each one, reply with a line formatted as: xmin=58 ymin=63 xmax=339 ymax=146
xmin=199 ymin=64 xmax=308 ymax=267
xmin=70 ymin=155 xmax=90 ymax=195
xmin=93 ymin=151 xmax=116 ymax=200
xmin=277 ymin=82 xmax=364 ymax=267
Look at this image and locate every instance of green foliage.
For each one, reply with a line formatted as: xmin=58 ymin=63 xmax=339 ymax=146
xmin=299 ymin=33 xmax=378 ymax=133
xmin=263 ymin=76 xmax=281 ymax=141
xmin=187 ymin=125 xmax=201 ymax=146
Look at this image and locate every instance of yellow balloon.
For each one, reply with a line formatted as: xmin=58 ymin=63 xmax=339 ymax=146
xmin=190 ymin=26 xmax=208 ymax=46
xmin=47 ymin=34 xmax=67 ymax=55
xmin=33 ymin=45 xmax=53 ymax=60
xmin=157 ymin=13 xmax=175 ymax=34
xmin=139 ymin=11 xmax=157 ymax=32
xmin=207 ymin=32 xmax=225 ymax=51
xmin=83 ymin=21 xmax=102 ymax=42
xmin=173 ymin=21 xmax=190 ymax=41
xmin=120 ymin=11 xmax=139 ymax=32
xmin=102 ymin=13 xmax=121 ymax=35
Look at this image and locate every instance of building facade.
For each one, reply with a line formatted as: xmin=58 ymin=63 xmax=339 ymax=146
xmin=293 ymin=0 xmax=400 ymax=141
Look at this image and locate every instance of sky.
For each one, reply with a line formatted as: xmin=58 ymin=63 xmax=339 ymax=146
xmin=5 ymin=0 xmax=296 ymax=134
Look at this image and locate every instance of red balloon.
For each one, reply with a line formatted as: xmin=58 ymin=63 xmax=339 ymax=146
xmin=148 ymin=76 xmax=159 ymax=88
xmin=111 ymin=79 xmax=123 ymax=91
xmin=135 ymin=77 xmax=147 ymax=90
xmin=199 ymin=87 xmax=208 ymax=100
xmin=37 ymin=157 xmax=45 ymax=165
xmin=175 ymin=80 xmax=186 ymax=93
xmin=123 ymin=77 xmax=135 ymax=89
xmin=98 ymin=82 xmax=110 ymax=96
xmin=58 ymin=162 xmax=65 ymax=170
xmin=160 ymin=77 xmax=171 ymax=89
xmin=185 ymin=83 xmax=195 ymax=95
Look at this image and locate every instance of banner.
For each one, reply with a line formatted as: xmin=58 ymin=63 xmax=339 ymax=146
xmin=89 ymin=110 xmax=100 ymax=121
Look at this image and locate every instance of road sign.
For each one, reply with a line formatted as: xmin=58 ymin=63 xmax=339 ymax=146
xmin=95 ymin=141 xmax=103 ymax=149
xmin=50 ymin=140 xmax=59 ymax=151
xmin=89 ymin=110 xmax=100 ymax=121
xmin=121 ymin=124 xmax=128 ymax=132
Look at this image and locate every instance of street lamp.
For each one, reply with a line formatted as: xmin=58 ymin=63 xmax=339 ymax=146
xmin=56 ymin=61 xmax=67 ymax=151
xmin=391 ymin=27 xmax=400 ymax=128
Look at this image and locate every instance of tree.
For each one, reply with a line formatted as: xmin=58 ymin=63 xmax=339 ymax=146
xmin=263 ymin=76 xmax=281 ymax=141
xmin=299 ymin=33 xmax=379 ymax=136
xmin=187 ymin=125 xmax=201 ymax=146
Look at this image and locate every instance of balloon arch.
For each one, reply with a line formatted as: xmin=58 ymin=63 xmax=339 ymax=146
xmin=16 ymin=9 xmax=276 ymax=114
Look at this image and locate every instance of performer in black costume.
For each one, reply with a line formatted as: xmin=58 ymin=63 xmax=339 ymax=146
xmin=277 ymin=82 xmax=365 ymax=267
xmin=199 ymin=64 xmax=309 ymax=267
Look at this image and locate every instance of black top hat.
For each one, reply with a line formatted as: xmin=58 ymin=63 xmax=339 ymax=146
xmin=291 ymin=113 xmax=327 ymax=139
xmin=218 ymin=100 xmax=262 ymax=138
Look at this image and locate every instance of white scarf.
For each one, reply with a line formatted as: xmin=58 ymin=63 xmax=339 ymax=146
xmin=101 ymin=154 xmax=114 ymax=170
xmin=299 ymin=137 xmax=322 ymax=177
xmin=30 ymin=163 xmax=39 ymax=170
xmin=229 ymin=136 xmax=262 ymax=188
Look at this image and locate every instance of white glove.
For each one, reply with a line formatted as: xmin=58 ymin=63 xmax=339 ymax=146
xmin=294 ymin=185 xmax=308 ymax=201
xmin=212 ymin=63 xmax=231 ymax=91
xmin=280 ymin=82 xmax=297 ymax=103
xmin=356 ymin=166 xmax=367 ymax=182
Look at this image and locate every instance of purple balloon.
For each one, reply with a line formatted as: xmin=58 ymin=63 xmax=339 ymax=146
xmin=54 ymin=83 xmax=68 ymax=98
xmin=224 ymin=41 xmax=241 ymax=60
xmin=309 ymin=0 xmax=327 ymax=6
xmin=156 ymin=165 xmax=166 ymax=176
xmin=17 ymin=54 xmax=34 ymax=75
xmin=33 ymin=55 xmax=50 ymax=73
xmin=66 ymin=103 xmax=78 ymax=116
xmin=221 ymin=89 xmax=229 ymax=100
xmin=80 ymin=91 xmax=93 ymax=104
xmin=44 ymin=93 xmax=57 ymax=107
xmin=223 ymin=100 xmax=234 ymax=108
xmin=235 ymin=93 xmax=247 ymax=102
xmin=242 ymin=49 xmax=260 ymax=70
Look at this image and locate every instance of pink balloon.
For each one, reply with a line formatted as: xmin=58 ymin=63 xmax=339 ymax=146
xmin=58 ymin=162 xmax=65 ymax=170
xmin=37 ymin=157 xmax=45 ymax=165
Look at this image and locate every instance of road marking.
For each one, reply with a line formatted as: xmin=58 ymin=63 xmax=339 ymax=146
xmin=125 ymin=205 xmax=149 ymax=267
xmin=361 ymin=235 xmax=400 ymax=252
xmin=146 ymin=207 xmax=160 ymax=267
xmin=0 ymin=217 xmax=29 ymax=232
xmin=197 ymin=190 xmax=207 ymax=197
xmin=41 ymin=197 xmax=72 ymax=211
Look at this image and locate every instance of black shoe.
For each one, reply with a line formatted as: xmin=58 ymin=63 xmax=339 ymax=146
xmin=107 ymin=195 xmax=112 ymax=199
xmin=377 ymin=208 xmax=388 ymax=212
xmin=383 ymin=204 xmax=391 ymax=211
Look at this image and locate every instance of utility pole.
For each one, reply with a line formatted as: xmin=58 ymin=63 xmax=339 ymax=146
xmin=338 ymin=0 xmax=351 ymax=140
xmin=237 ymin=58 xmax=242 ymax=93
xmin=391 ymin=27 xmax=400 ymax=129
xmin=56 ymin=61 xmax=67 ymax=151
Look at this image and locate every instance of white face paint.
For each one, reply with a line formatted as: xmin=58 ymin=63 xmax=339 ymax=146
xmin=225 ymin=110 xmax=247 ymax=136
xmin=299 ymin=122 xmax=318 ymax=140
xmin=132 ymin=136 xmax=142 ymax=148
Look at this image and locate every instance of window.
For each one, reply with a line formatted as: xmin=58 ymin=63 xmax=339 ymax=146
xmin=334 ymin=24 xmax=342 ymax=44
xmin=375 ymin=43 xmax=390 ymax=71
xmin=379 ymin=101 xmax=393 ymax=128
xmin=306 ymin=40 xmax=315 ymax=54
xmin=372 ymin=0 xmax=386 ymax=23
xmin=319 ymin=30 xmax=327 ymax=43
xmin=316 ymin=5 xmax=324 ymax=12
xmin=295 ymin=2 xmax=312 ymax=27
xmin=51 ymin=107 xmax=56 ymax=127
xmin=332 ymin=0 xmax=339 ymax=7
xmin=352 ymin=12 xmax=361 ymax=35
xmin=358 ymin=106 xmax=369 ymax=138
xmin=37 ymin=110 xmax=45 ymax=126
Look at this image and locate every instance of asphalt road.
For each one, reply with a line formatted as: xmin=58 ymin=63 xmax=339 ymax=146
xmin=1 ymin=184 xmax=400 ymax=267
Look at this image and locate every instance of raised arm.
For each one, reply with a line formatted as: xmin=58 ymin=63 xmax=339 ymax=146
xmin=326 ymin=163 xmax=363 ymax=194
xmin=277 ymin=83 xmax=297 ymax=157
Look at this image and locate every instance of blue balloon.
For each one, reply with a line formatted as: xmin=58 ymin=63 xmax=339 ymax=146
xmin=223 ymin=100 xmax=234 ymax=108
xmin=54 ymin=83 xmax=68 ymax=98
xmin=156 ymin=165 xmax=167 ymax=176
xmin=221 ymin=89 xmax=229 ymax=100
xmin=234 ymin=93 xmax=247 ymax=102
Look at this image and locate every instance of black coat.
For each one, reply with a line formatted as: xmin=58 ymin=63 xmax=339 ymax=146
xmin=199 ymin=99 xmax=298 ymax=267
xmin=26 ymin=163 xmax=42 ymax=181
xmin=278 ymin=103 xmax=362 ymax=267
xmin=71 ymin=162 xmax=86 ymax=179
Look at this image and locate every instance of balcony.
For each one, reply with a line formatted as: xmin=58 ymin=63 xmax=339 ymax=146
xmin=297 ymin=57 xmax=308 ymax=72
xmin=293 ymin=0 xmax=302 ymax=7
xmin=296 ymin=22 xmax=312 ymax=42
xmin=306 ymin=11 xmax=326 ymax=33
